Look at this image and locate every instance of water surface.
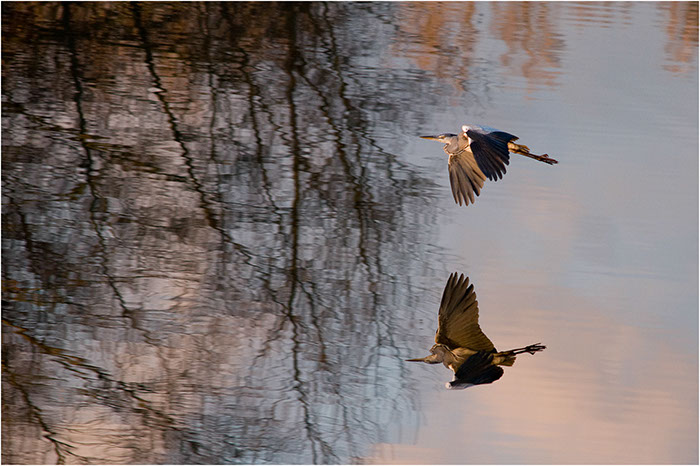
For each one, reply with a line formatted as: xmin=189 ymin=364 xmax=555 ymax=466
xmin=2 ymin=2 xmax=697 ymax=464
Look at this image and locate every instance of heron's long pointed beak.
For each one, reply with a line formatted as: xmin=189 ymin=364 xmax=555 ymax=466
xmin=420 ymin=135 xmax=441 ymax=141
xmin=406 ymin=354 xmax=441 ymax=364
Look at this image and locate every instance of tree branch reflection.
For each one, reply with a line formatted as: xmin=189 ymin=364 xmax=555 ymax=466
xmin=3 ymin=2 xmax=436 ymax=463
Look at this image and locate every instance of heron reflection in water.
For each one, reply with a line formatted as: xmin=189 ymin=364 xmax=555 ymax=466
xmin=407 ymin=273 xmax=545 ymax=389
xmin=421 ymin=125 xmax=558 ymax=206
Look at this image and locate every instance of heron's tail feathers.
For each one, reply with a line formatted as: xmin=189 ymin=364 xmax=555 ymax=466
xmin=509 ymin=142 xmax=530 ymax=152
xmin=508 ymin=143 xmax=558 ymax=165
xmin=497 ymin=354 xmax=517 ymax=367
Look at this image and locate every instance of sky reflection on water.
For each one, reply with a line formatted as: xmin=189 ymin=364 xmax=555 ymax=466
xmin=2 ymin=2 xmax=698 ymax=464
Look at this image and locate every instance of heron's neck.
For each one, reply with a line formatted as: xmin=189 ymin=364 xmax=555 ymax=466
xmin=433 ymin=344 xmax=459 ymax=369
xmin=444 ymin=138 xmax=470 ymax=156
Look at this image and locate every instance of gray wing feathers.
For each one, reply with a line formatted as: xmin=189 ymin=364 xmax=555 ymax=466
xmin=448 ymin=153 xmax=486 ymax=206
xmin=435 ymin=273 xmax=496 ymax=352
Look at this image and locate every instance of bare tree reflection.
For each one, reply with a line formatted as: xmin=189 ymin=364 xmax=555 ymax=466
xmin=489 ymin=2 xmax=564 ymax=91
xmin=394 ymin=2 xmax=479 ymax=98
xmin=659 ymin=1 xmax=699 ymax=74
xmin=3 ymin=2 xmax=437 ymax=464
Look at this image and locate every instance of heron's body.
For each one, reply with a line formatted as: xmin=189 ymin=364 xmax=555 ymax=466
xmin=428 ymin=344 xmax=518 ymax=372
xmin=407 ymin=273 xmax=545 ymax=389
xmin=420 ymin=125 xmax=557 ymax=206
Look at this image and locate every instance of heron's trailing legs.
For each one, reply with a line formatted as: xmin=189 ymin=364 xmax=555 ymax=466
xmin=506 ymin=343 xmax=547 ymax=356
xmin=508 ymin=142 xmax=558 ymax=165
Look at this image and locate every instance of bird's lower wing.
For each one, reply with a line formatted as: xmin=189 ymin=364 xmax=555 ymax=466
xmin=453 ymin=352 xmax=504 ymax=385
xmin=448 ymin=152 xmax=486 ymax=206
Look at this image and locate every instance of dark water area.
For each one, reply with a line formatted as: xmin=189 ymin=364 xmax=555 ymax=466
xmin=2 ymin=2 xmax=698 ymax=464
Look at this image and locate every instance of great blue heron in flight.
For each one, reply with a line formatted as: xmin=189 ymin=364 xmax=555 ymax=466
xmin=421 ymin=125 xmax=558 ymax=206
xmin=407 ymin=273 xmax=545 ymax=389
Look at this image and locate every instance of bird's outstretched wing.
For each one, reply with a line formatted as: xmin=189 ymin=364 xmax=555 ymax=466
xmin=435 ymin=273 xmax=496 ymax=352
xmin=464 ymin=126 xmax=515 ymax=182
xmin=453 ymin=351 xmax=504 ymax=385
xmin=448 ymin=152 xmax=486 ymax=206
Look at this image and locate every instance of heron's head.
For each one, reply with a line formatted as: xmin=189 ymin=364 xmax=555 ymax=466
xmin=405 ymin=354 xmax=442 ymax=364
xmin=420 ymin=133 xmax=457 ymax=144
xmin=406 ymin=344 xmax=449 ymax=364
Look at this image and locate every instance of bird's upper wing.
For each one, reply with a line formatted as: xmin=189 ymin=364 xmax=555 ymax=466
xmin=453 ymin=352 xmax=504 ymax=385
xmin=435 ymin=273 xmax=496 ymax=352
xmin=464 ymin=126 xmax=515 ymax=182
xmin=447 ymin=151 xmax=486 ymax=206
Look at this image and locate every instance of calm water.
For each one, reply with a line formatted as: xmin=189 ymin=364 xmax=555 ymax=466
xmin=2 ymin=2 xmax=697 ymax=464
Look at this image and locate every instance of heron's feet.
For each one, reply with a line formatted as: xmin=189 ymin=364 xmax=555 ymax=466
xmin=535 ymin=154 xmax=558 ymax=165
xmin=524 ymin=343 xmax=546 ymax=354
